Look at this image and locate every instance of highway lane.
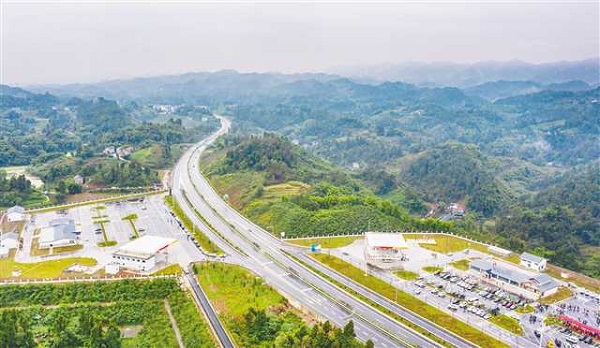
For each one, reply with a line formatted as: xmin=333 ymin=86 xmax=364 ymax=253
xmin=185 ymin=268 xmax=235 ymax=348
xmin=179 ymin=116 xmax=544 ymax=348
xmin=173 ymin=116 xmax=441 ymax=348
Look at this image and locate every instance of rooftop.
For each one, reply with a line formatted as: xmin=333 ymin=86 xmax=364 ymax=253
xmin=114 ymin=235 xmax=176 ymax=259
xmin=521 ymin=252 xmax=546 ymax=264
xmin=39 ymin=220 xmax=77 ymax=244
xmin=365 ymin=232 xmax=408 ymax=249
xmin=6 ymin=206 xmax=25 ymax=215
xmin=470 ymin=259 xmax=559 ymax=293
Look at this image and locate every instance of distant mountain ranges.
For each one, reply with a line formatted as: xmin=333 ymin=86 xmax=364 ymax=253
xmin=331 ymin=58 xmax=600 ymax=88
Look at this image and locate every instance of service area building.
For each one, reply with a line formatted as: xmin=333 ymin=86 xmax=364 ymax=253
xmin=111 ymin=235 xmax=176 ymax=272
xmin=470 ymin=259 xmax=559 ymax=300
xmin=364 ymin=232 xmax=408 ymax=268
xmin=38 ymin=218 xmax=79 ymax=249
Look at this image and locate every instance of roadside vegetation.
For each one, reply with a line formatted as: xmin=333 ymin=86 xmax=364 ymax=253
xmin=311 ymin=254 xmax=507 ymax=348
xmin=194 ymin=262 xmax=371 ymax=347
xmin=164 ymin=195 xmax=223 ymax=255
xmin=151 ymin=264 xmax=182 ymax=276
xmin=489 ymin=315 xmax=524 ymax=335
xmin=394 ymin=270 xmax=419 ymax=281
xmin=287 ymin=235 xmax=362 ymax=249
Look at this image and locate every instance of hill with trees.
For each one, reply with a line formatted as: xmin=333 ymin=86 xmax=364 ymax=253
xmin=398 ymin=144 xmax=513 ymax=217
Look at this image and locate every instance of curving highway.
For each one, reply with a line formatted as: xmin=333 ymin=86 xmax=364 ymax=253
xmin=171 ymin=115 xmax=524 ymax=348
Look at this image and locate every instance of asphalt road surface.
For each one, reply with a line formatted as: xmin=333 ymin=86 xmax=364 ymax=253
xmin=171 ymin=115 xmax=497 ymax=348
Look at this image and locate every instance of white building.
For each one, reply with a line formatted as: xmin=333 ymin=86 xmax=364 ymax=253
xmin=364 ymin=232 xmax=408 ymax=268
xmin=39 ymin=218 xmax=78 ymax=249
xmin=520 ymin=252 xmax=547 ymax=271
xmin=1 ymin=232 xmax=19 ymax=250
xmin=5 ymin=206 xmax=27 ymax=222
xmin=111 ymin=235 xmax=176 ymax=272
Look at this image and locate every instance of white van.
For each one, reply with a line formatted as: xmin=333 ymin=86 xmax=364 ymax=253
xmin=565 ymin=335 xmax=579 ymax=344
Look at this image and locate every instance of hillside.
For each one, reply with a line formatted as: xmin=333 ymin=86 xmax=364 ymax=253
xmin=0 ymin=85 xmax=219 ymax=206
xmin=497 ymin=163 xmax=599 ymax=277
xmin=398 ymin=144 xmax=513 ymax=217
xmin=200 ymin=134 xmax=453 ymax=238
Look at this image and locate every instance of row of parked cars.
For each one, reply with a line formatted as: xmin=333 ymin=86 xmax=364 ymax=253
xmin=556 ymin=327 xmax=599 ymax=347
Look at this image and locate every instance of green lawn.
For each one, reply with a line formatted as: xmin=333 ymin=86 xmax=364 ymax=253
xmin=538 ymin=287 xmax=573 ymax=305
xmin=312 ymin=254 xmax=507 ymax=348
xmin=489 ymin=315 xmax=524 ymax=335
xmin=0 ymin=255 xmax=97 ymax=279
xmin=395 ymin=270 xmax=419 ymax=280
xmin=194 ymin=262 xmax=286 ymax=317
xmin=422 ymin=266 xmax=444 ymax=273
xmin=287 ymin=235 xmax=363 ymax=249
xmin=404 ymin=233 xmax=490 ymax=254
xmin=403 ymin=233 xmax=520 ymax=265
xmin=450 ymin=259 xmax=470 ymax=271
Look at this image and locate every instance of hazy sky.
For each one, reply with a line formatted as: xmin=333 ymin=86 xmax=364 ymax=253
xmin=2 ymin=1 xmax=599 ymax=85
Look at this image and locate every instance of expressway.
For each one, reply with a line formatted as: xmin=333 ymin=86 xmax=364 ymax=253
xmin=171 ymin=116 xmax=490 ymax=348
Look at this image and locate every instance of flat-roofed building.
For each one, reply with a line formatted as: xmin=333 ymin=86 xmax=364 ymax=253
xmin=470 ymin=259 xmax=559 ymax=299
xmin=111 ymin=235 xmax=176 ymax=272
xmin=364 ymin=232 xmax=408 ymax=268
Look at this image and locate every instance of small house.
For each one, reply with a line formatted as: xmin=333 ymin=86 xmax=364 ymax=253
xmin=520 ymin=252 xmax=547 ymax=271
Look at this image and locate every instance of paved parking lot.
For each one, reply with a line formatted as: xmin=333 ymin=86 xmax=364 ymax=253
xmin=333 ymin=239 xmax=600 ymax=347
xmin=15 ymin=194 xmax=207 ymax=273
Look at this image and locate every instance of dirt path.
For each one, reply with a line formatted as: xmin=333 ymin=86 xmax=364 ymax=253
xmin=164 ymin=298 xmax=185 ymax=348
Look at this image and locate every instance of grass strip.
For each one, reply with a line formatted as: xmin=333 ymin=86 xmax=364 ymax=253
xmin=423 ymin=266 xmax=444 ymax=273
xmin=287 ymin=236 xmax=363 ymax=249
xmin=164 ymin=196 xmax=223 ymax=255
xmin=122 ymin=213 xmax=140 ymax=239
xmin=489 ymin=315 xmax=524 ymax=335
xmin=312 ymin=253 xmax=508 ymax=348
xmin=395 ymin=270 xmax=419 ymax=280
xmin=284 ymin=252 xmax=451 ymax=347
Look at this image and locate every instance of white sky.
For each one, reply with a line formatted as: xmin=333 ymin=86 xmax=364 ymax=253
xmin=1 ymin=1 xmax=599 ymax=85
